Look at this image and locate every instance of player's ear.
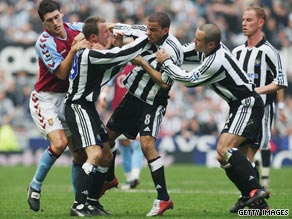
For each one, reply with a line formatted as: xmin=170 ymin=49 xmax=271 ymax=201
xmin=162 ymin=27 xmax=169 ymax=36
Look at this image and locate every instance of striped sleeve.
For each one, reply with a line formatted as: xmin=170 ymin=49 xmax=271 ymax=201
xmin=87 ymin=35 xmax=148 ymax=65
xmin=113 ymin=23 xmax=147 ymax=38
xmin=265 ymin=42 xmax=288 ymax=87
xmin=183 ymin=42 xmax=203 ymax=63
xmin=161 ymin=55 xmax=223 ymax=87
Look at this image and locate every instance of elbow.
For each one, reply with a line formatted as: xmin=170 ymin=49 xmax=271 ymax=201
xmin=55 ymin=71 xmax=68 ymax=80
xmin=160 ymin=83 xmax=170 ymax=90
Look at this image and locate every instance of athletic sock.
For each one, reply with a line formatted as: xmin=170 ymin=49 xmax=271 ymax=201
xmin=74 ymin=162 xmax=95 ymax=205
xmin=72 ymin=161 xmax=82 ymax=196
xmin=119 ymin=143 xmax=132 ymax=176
xmin=30 ymin=146 xmax=59 ymax=191
xmin=225 ymin=148 xmax=261 ymax=191
xmin=261 ymin=149 xmax=271 ymax=189
xmin=148 ymin=156 xmax=169 ymax=201
xmin=131 ymin=140 xmax=143 ymax=179
xmin=251 ymin=162 xmax=259 ymax=181
xmin=90 ymin=166 xmax=108 ymax=199
xmin=222 ymin=163 xmax=250 ymax=197
xmin=105 ymin=150 xmax=116 ymax=182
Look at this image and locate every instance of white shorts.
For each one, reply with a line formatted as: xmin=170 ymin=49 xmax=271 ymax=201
xmin=29 ymin=90 xmax=71 ymax=139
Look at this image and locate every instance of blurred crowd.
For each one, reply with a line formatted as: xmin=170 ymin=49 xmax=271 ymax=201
xmin=0 ymin=0 xmax=292 ymax=151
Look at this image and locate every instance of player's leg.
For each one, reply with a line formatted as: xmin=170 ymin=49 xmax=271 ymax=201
xmin=99 ymin=128 xmax=120 ymax=196
xmin=66 ymin=102 xmax=109 ymax=216
xmin=259 ymin=103 xmax=274 ymax=191
xmin=130 ymin=139 xmax=143 ymax=188
xmin=67 ymin=136 xmax=87 ymax=196
xmin=118 ymin=138 xmax=133 ymax=189
xmin=141 ymin=135 xmax=173 ymax=217
xmin=27 ymin=92 xmax=69 ymax=211
xmin=70 ymin=145 xmax=105 ymax=217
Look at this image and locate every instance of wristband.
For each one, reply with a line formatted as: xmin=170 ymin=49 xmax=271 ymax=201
xmin=278 ymin=102 xmax=285 ymax=110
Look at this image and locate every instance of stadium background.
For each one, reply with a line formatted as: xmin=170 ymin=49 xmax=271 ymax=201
xmin=0 ymin=0 xmax=292 ymax=168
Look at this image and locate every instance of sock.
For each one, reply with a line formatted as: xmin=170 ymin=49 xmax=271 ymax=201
xmin=148 ymin=156 xmax=169 ymax=201
xmin=222 ymin=163 xmax=250 ymax=197
xmin=131 ymin=141 xmax=143 ymax=169
xmin=261 ymin=149 xmax=271 ymax=188
xmin=72 ymin=161 xmax=82 ymax=196
xmin=261 ymin=149 xmax=271 ymax=167
xmin=74 ymin=162 xmax=95 ymax=206
xmin=119 ymin=144 xmax=132 ymax=175
xmin=131 ymin=140 xmax=143 ymax=180
xmin=88 ymin=166 xmax=108 ymax=204
xmin=105 ymin=150 xmax=116 ymax=182
xmin=30 ymin=146 xmax=59 ymax=191
xmin=251 ymin=162 xmax=259 ymax=181
xmin=225 ymin=148 xmax=261 ymax=191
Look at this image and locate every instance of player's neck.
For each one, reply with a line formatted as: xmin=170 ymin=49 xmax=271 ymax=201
xmin=247 ymin=32 xmax=263 ymax=48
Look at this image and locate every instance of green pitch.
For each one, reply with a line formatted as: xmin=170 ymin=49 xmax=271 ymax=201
xmin=0 ymin=165 xmax=291 ymax=219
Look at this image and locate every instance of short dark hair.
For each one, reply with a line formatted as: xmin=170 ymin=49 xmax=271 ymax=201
xmin=148 ymin=12 xmax=170 ymax=29
xmin=198 ymin=23 xmax=221 ymax=45
xmin=82 ymin=16 xmax=106 ymax=39
xmin=38 ymin=0 xmax=61 ymax=21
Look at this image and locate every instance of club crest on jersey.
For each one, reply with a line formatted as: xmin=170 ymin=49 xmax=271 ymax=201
xmin=69 ymin=54 xmax=80 ymax=80
xmin=247 ymin=72 xmax=259 ymax=79
xmin=254 ymin=59 xmax=261 ymax=66
xmin=48 ymin=118 xmax=54 ymax=126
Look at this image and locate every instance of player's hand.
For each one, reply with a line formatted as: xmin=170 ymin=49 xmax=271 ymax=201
xmin=72 ymin=33 xmax=85 ymax=46
xmin=278 ymin=109 xmax=286 ymax=123
xmin=156 ymin=49 xmax=170 ymax=63
xmin=131 ymin=55 xmax=145 ymax=66
xmin=113 ymin=32 xmax=123 ymax=47
xmin=72 ymin=39 xmax=91 ymax=52
xmin=106 ymin=23 xmax=116 ymax=32
xmin=92 ymin=43 xmax=106 ymax=50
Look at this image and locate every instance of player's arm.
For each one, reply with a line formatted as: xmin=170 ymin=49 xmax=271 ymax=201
xmin=183 ymin=42 xmax=203 ymax=63
xmin=255 ymin=50 xmax=288 ymax=94
xmin=277 ymin=88 xmax=286 ymax=123
xmin=113 ymin=23 xmax=147 ymax=38
xmin=131 ymin=55 xmax=171 ymax=90
xmin=55 ymin=35 xmax=90 ymax=80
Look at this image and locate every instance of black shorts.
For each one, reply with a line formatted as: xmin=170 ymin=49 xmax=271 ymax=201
xmin=65 ymin=101 xmax=108 ymax=151
xmin=221 ymin=94 xmax=264 ymax=147
xmin=107 ymin=93 xmax=166 ymax=139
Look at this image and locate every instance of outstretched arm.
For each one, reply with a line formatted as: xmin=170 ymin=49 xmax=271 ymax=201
xmin=131 ymin=55 xmax=170 ymax=90
xmin=55 ymin=33 xmax=90 ymax=80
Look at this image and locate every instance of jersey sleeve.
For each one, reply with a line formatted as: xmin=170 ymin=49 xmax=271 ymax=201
xmin=66 ymin=22 xmax=84 ymax=31
xmin=86 ymin=35 xmax=148 ymax=66
xmin=266 ymin=48 xmax=288 ymax=87
xmin=161 ymin=55 xmax=224 ymax=87
xmin=113 ymin=23 xmax=147 ymax=38
xmin=35 ymin=33 xmax=63 ymax=73
xmin=183 ymin=42 xmax=203 ymax=63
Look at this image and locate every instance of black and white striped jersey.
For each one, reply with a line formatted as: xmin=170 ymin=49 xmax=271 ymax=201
xmin=161 ymin=43 xmax=255 ymax=104
xmin=232 ymin=38 xmax=287 ymax=105
xmin=66 ymin=35 xmax=148 ymax=103
xmin=113 ymin=23 xmax=184 ymax=105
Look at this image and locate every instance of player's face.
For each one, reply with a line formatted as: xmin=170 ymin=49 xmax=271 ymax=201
xmin=43 ymin=10 xmax=65 ymax=37
xmin=147 ymin=21 xmax=168 ymax=45
xmin=242 ymin=10 xmax=263 ymax=37
xmin=96 ymin=23 xmax=111 ymax=47
xmin=193 ymin=29 xmax=207 ymax=53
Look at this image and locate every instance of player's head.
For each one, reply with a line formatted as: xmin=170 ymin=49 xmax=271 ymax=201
xmin=147 ymin=12 xmax=170 ymax=45
xmin=242 ymin=6 xmax=266 ymax=37
xmin=38 ymin=0 xmax=61 ymax=22
xmin=194 ymin=23 xmax=221 ymax=55
xmin=83 ymin=16 xmax=110 ymax=47
xmin=38 ymin=0 xmax=65 ymax=37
